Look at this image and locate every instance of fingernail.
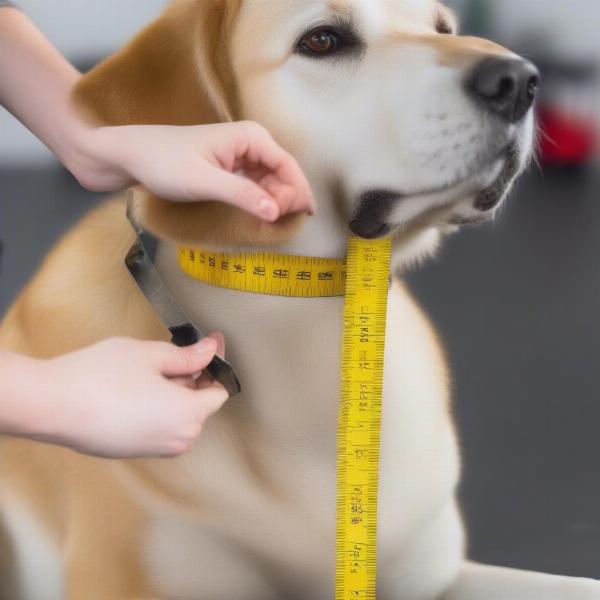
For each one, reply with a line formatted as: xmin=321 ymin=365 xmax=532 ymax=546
xmin=259 ymin=199 xmax=279 ymax=222
xmin=193 ymin=338 xmax=217 ymax=354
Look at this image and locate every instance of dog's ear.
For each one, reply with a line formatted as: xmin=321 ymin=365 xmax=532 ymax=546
xmin=74 ymin=0 xmax=305 ymax=247
xmin=74 ymin=1 xmax=242 ymax=127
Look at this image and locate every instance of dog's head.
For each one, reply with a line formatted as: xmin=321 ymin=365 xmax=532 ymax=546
xmin=75 ymin=0 xmax=538 ymax=262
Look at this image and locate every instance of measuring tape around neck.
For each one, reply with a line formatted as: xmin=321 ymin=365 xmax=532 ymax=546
xmin=177 ymin=246 xmax=347 ymax=297
xmin=178 ymin=237 xmax=393 ymax=599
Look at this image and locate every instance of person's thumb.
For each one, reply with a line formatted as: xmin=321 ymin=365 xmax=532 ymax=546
xmin=159 ymin=338 xmax=218 ymax=378
xmin=198 ymin=167 xmax=281 ymax=222
xmin=208 ymin=331 xmax=226 ymax=358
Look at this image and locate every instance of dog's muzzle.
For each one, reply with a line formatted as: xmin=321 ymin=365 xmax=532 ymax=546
xmin=349 ymin=191 xmax=399 ymax=239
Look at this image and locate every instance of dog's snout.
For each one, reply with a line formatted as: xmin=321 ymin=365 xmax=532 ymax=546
xmin=467 ymin=57 xmax=540 ymax=123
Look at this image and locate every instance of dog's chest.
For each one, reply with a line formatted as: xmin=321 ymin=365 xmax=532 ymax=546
xmin=145 ymin=244 xmax=461 ymax=598
xmin=141 ymin=470 xmax=338 ymax=599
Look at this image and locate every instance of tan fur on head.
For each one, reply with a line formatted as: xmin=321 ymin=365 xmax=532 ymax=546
xmin=74 ymin=0 xmax=305 ymax=248
xmin=381 ymin=31 xmax=511 ymax=67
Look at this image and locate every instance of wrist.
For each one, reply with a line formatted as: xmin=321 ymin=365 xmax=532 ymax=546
xmin=62 ymin=124 xmax=135 ymax=193
xmin=0 ymin=352 xmax=50 ymax=438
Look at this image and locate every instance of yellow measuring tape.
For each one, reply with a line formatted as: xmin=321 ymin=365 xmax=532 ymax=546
xmin=335 ymin=237 xmax=391 ymax=600
xmin=178 ymin=247 xmax=347 ymax=297
xmin=179 ymin=237 xmax=392 ymax=600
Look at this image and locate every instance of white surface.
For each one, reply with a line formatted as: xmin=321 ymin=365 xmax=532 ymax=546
xmin=0 ymin=0 xmax=166 ymax=166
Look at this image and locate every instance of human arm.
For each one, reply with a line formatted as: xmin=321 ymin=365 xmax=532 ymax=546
xmin=0 ymin=7 xmax=315 ymax=221
xmin=0 ymin=336 xmax=231 ymax=459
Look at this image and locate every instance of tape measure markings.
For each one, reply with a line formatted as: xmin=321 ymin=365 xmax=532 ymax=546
xmin=178 ymin=247 xmax=347 ymax=297
xmin=336 ymin=237 xmax=391 ymax=600
xmin=178 ymin=237 xmax=393 ymax=600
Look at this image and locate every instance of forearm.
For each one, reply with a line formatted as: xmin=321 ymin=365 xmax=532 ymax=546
xmin=0 ymin=351 xmax=47 ymax=438
xmin=0 ymin=9 xmax=87 ymax=165
xmin=0 ymin=7 xmax=314 ymax=214
xmin=0 ymin=9 xmax=135 ymax=192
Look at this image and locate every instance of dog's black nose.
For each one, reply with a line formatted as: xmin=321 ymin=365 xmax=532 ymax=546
xmin=467 ymin=57 xmax=540 ymax=123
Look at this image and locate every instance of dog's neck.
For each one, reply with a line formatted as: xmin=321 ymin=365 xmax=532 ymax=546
xmin=272 ymin=182 xmax=350 ymax=259
xmin=153 ymin=183 xmax=442 ymax=449
xmin=182 ymin=175 xmax=443 ymax=269
xmin=195 ymin=178 xmax=352 ymax=260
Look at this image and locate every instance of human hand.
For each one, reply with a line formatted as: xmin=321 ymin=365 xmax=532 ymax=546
xmin=0 ymin=9 xmax=314 ymax=221
xmin=30 ymin=335 xmax=230 ymax=459
xmin=76 ymin=121 xmax=316 ymax=222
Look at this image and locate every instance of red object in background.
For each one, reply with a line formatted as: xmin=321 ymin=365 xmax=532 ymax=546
xmin=539 ymin=106 xmax=598 ymax=165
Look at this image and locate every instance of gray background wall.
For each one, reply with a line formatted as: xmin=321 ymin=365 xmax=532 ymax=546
xmin=407 ymin=167 xmax=600 ymax=578
xmin=0 ymin=0 xmax=165 ymax=165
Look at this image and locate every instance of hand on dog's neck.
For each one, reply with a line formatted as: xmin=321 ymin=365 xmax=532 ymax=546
xmin=130 ymin=173 xmax=443 ymax=273
xmin=129 ymin=178 xmax=349 ymax=260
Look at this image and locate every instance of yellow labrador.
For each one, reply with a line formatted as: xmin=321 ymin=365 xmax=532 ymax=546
xmin=1 ymin=0 xmax=598 ymax=598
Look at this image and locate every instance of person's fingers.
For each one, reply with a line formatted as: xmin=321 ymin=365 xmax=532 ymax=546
xmin=192 ymin=384 xmax=230 ymax=419
xmin=272 ymin=159 xmax=316 ymax=215
xmin=169 ymin=375 xmax=200 ymax=390
xmin=157 ymin=338 xmax=218 ymax=377
xmin=207 ymin=331 xmax=226 ymax=358
xmin=195 ymin=374 xmax=215 ymax=390
xmin=198 ymin=166 xmax=282 ymax=222
xmin=241 ymin=128 xmax=316 ymax=215
xmin=192 ymin=331 xmax=226 ymax=389
xmin=224 ymin=122 xmax=315 ymax=216
xmin=238 ymin=165 xmax=297 ymax=216
xmin=260 ymin=175 xmax=299 ymax=216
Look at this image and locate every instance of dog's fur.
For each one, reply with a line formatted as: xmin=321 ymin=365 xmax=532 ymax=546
xmin=1 ymin=1 xmax=599 ymax=598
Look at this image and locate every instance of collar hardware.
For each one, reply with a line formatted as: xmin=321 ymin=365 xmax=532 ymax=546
xmin=124 ymin=207 xmax=241 ymax=396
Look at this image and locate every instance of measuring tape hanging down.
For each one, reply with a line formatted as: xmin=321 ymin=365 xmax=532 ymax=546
xmin=336 ymin=237 xmax=392 ymax=600
xmin=178 ymin=237 xmax=393 ymax=600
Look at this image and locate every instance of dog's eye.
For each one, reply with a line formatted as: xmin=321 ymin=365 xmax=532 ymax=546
xmin=298 ymin=28 xmax=341 ymax=56
xmin=295 ymin=22 xmax=363 ymax=60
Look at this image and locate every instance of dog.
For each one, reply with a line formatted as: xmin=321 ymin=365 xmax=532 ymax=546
xmin=1 ymin=0 xmax=599 ymax=598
